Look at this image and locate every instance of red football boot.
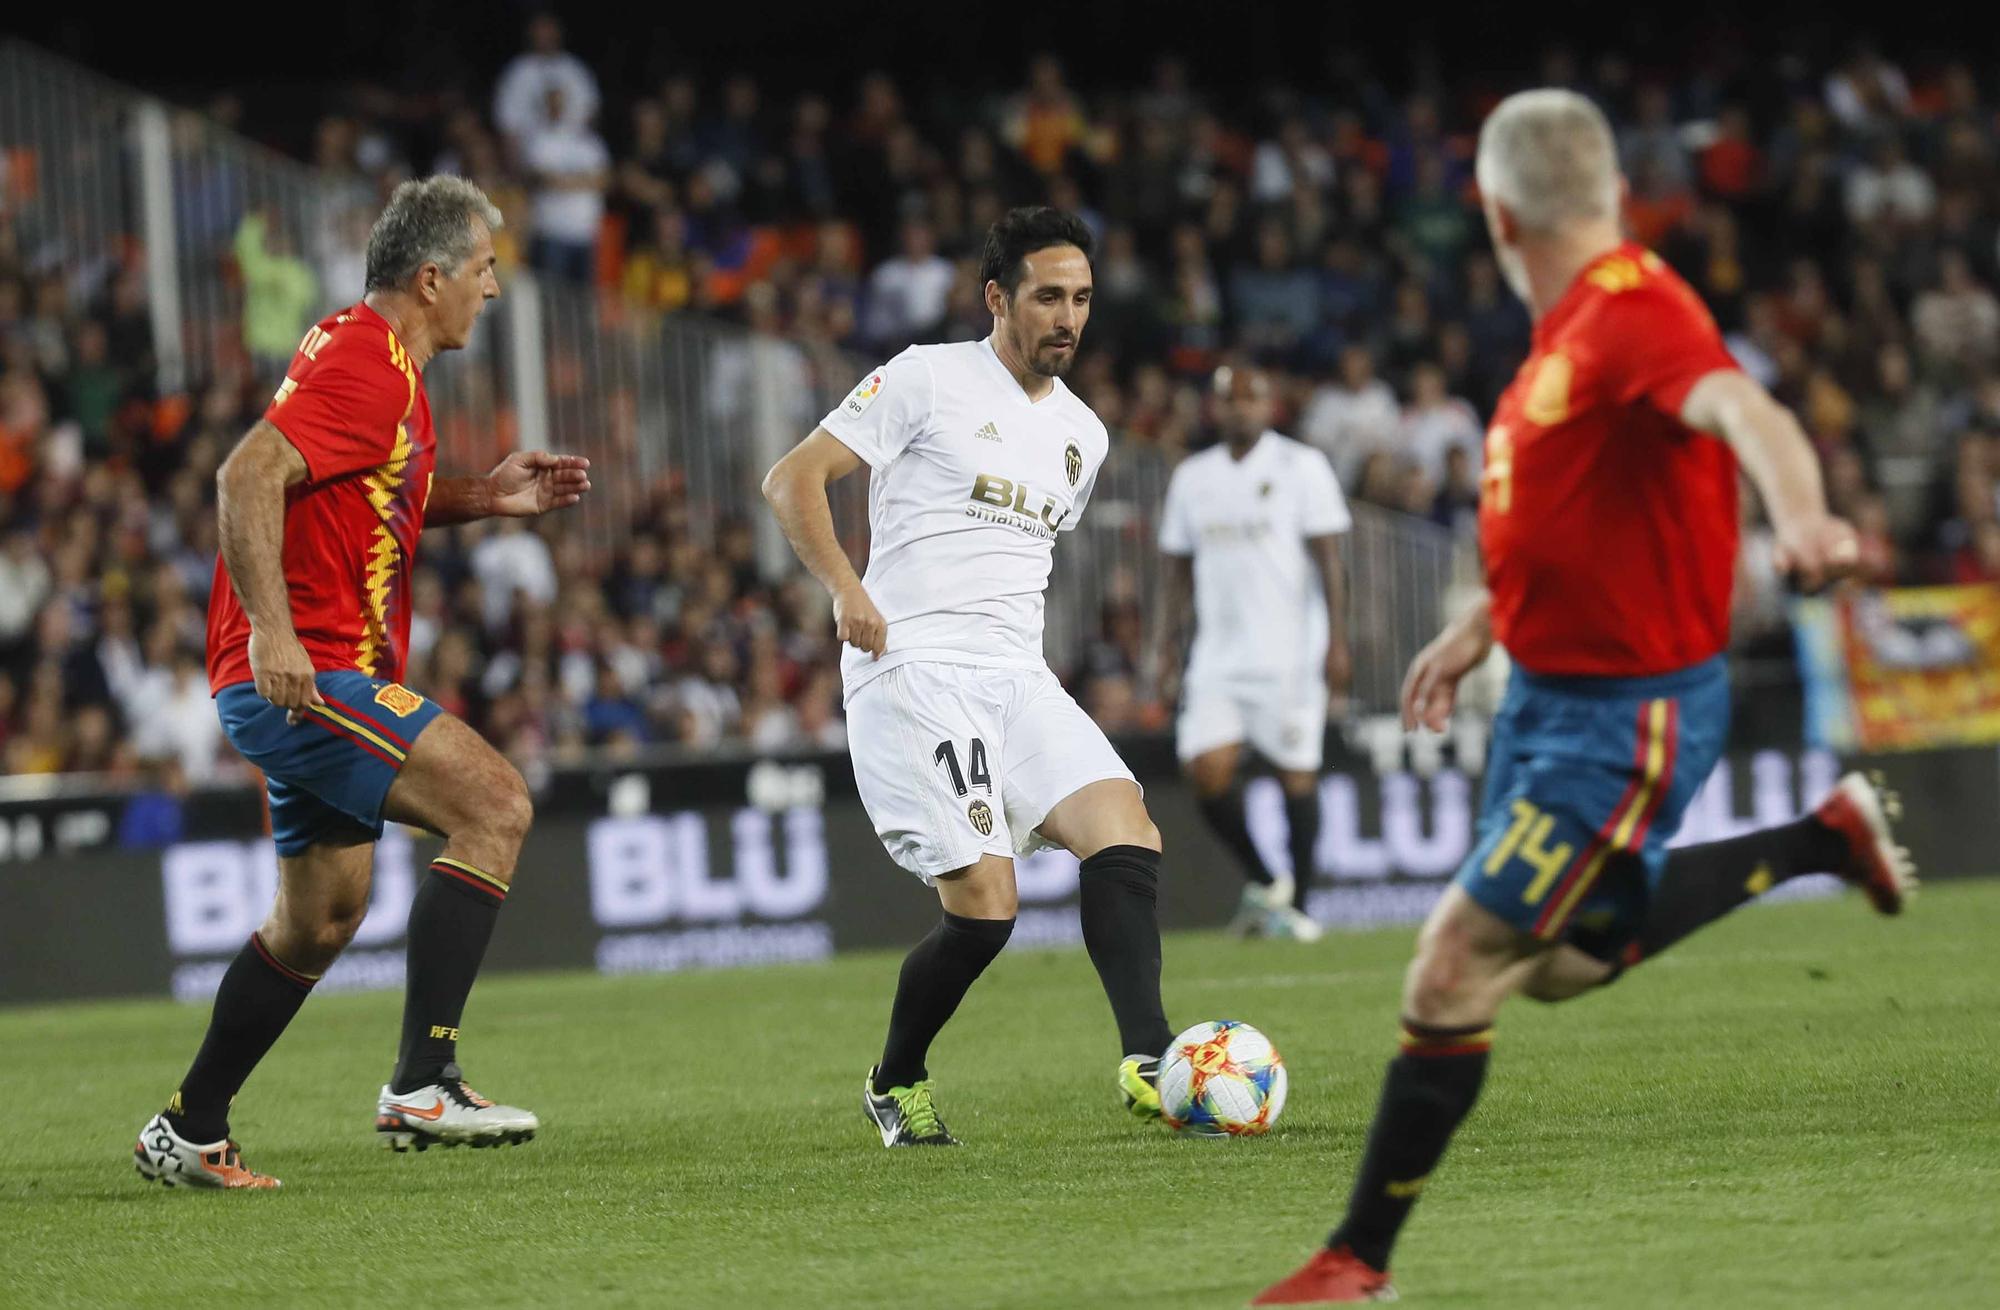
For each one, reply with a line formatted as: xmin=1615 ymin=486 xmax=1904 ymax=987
xmin=1812 ymin=772 xmax=1918 ymax=916
xmin=1250 ymin=1246 xmax=1397 ymax=1304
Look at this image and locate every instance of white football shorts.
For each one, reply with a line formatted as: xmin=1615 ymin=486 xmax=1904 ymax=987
xmin=1175 ymin=672 xmax=1328 ymax=773
xmin=846 ymin=661 xmax=1138 ymax=883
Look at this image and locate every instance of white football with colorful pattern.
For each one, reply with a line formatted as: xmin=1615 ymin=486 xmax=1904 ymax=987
xmin=1158 ymin=1019 xmax=1287 ymax=1136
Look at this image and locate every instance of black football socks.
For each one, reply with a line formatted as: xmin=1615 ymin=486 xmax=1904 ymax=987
xmin=1633 ymin=816 xmax=1850 ymax=962
xmin=1328 ymin=1021 xmax=1494 ymax=1272
xmin=166 ymin=932 xmax=318 ymax=1143
xmin=1196 ymin=788 xmax=1279 ymax=886
xmin=1077 ymin=845 xmax=1176 ymax=1058
xmin=1284 ymin=786 xmax=1324 ymax=911
xmin=392 ymin=857 xmax=508 ymax=1094
xmin=873 ymin=911 xmax=1015 ymax=1091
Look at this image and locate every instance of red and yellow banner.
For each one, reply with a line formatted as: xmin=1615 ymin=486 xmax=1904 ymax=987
xmin=1797 ymin=584 xmax=2000 ymax=752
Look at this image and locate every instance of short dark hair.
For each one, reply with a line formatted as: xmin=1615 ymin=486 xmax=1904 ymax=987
xmin=978 ymin=206 xmax=1093 ymax=298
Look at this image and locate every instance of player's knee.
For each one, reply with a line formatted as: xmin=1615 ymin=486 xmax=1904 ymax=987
xmin=1520 ymin=974 xmax=1569 ymax=1004
xmin=494 ymin=782 xmax=534 ymax=847
xmin=270 ymin=904 xmax=364 ymax=972
xmin=463 ymin=769 xmax=534 ymax=857
xmin=313 ymin=903 xmax=367 ymax=959
xmin=1185 ymin=759 xmax=1231 ymax=797
xmin=967 ymin=883 xmax=1019 ymax=919
xmin=1403 ymin=935 xmax=1495 ymax=1027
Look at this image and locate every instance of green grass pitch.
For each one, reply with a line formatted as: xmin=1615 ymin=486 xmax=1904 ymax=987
xmin=7 ymin=880 xmax=1997 ymax=1308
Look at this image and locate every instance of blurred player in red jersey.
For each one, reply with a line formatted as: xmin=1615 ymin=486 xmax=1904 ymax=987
xmin=135 ymin=178 xmax=591 ymax=1189
xmin=1254 ymin=91 xmax=1917 ymax=1303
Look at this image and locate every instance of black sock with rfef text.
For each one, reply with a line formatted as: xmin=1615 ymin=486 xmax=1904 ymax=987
xmin=1327 ymin=1021 xmax=1493 ymax=1272
xmin=393 ymin=858 xmax=508 ymax=1094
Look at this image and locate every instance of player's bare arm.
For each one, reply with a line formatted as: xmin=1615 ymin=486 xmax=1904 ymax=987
xmin=1309 ymin=533 xmax=1351 ymax=697
xmin=762 ymin=429 xmax=886 ymax=658
xmin=426 ymin=451 xmax=593 ymax=525
xmin=1400 ymin=590 xmax=1494 ymax=733
xmin=216 ymin=419 xmax=321 ymax=720
xmin=1680 ymin=369 xmax=1859 ymax=591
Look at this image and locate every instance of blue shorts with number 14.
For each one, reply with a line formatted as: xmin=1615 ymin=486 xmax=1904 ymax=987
xmin=1453 ymin=654 xmax=1729 ymax=962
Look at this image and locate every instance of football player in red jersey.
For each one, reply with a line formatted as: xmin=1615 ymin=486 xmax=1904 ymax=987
xmin=136 ymin=178 xmax=591 ymax=1189
xmin=1254 ymin=91 xmax=1915 ymax=1304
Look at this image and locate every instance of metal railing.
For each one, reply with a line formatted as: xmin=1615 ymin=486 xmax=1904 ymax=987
xmin=2 ymin=40 xmax=1469 ymax=722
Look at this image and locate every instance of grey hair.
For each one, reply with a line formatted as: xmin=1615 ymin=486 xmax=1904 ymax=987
xmin=363 ymin=176 xmax=504 ymax=292
xmin=1475 ymin=89 xmax=1620 ymax=234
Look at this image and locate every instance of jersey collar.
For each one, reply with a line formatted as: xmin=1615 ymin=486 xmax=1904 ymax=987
xmin=349 ymin=300 xmax=408 ymax=360
xmin=981 ymin=335 xmax=1066 ymax=407
xmin=1225 ymin=430 xmax=1278 ymax=464
xmin=1532 ymin=240 xmax=1640 ymax=349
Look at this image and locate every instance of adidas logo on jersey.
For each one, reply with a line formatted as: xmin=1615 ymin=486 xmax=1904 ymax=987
xmin=973 ymin=421 xmax=1002 ymax=442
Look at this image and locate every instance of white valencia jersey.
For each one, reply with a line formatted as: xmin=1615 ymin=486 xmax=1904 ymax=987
xmin=820 ymin=338 xmax=1109 ymax=698
xmin=1159 ymin=431 xmax=1351 ymax=682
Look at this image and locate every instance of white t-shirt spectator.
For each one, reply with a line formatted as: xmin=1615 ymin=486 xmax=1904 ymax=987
xmin=1845 ymin=159 xmax=1936 ymax=226
xmin=675 ymin=676 xmax=741 ymax=747
xmin=1299 ymin=377 xmax=1401 ymax=484
xmin=1400 ymin=396 xmax=1485 ymax=484
xmin=522 ymin=126 xmax=610 ymax=246
xmin=472 ymin=526 xmax=558 ymax=631
xmin=133 ymin=667 xmax=226 ymax=783
xmin=1913 ymin=283 xmax=2000 ymax=373
xmin=0 ymin=540 xmax=50 ymax=643
xmin=746 ymin=703 xmax=803 ymax=754
xmin=862 ymin=254 xmax=956 ymax=344
xmin=494 ymin=52 xmax=600 ymax=141
xmin=1251 ymin=139 xmax=1333 ymax=203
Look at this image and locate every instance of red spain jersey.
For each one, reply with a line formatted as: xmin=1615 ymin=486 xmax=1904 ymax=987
xmin=1479 ymin=243 xmax=1741 ymax=677
xmin=207 ymin=303 xmax=436 ymax=693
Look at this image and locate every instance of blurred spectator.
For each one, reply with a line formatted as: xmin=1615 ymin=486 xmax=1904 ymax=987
xmin=130 ymin=647 xmax=227 ymax=783
xmin=1229 ymin=221 xmax=1318 ymax=356
xmin=862 ymin=219 xmax=954 ymax=350
xmin=1912 ymin=249 xmax=2000 ymax=382
xmin=522 ymin=87 xmax=610 ymax=284
xmin=1845 ymin=135 xmax=1936 ymax=229
xmin=622 ymin=207 xmax=696 ymax=312
xmin=0 ymin=529 xmax=51 ymax=646
xmin=1301 ymin=344 xmax=1401 ymax=484
xmin=234 ymin=211 xmax=319 ymax=378
xmin=1002 ymin=54 xmax=1087 ymax=176
xmin=1618 ymin=85 xmax=1690 ymax=193
xmin=1398 ymin=361 xmax=1483 ymax=485
xmin=1824 ymin=45 xmax=1912 ymax=132
xmin=493 ymin=13 xmax=600 ymax=147
xmin=1624 ymin=155 xmax=1694 ymax=250
xmin=1697 ymin=105 xmax=1762 ymax=202
xmin=471 ymin=521 xmax=558 ymax=632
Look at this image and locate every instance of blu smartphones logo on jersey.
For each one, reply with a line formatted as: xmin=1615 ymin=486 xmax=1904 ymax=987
xmin=966 ymin=472 xmax=1069 ymax=538
xmin=586 ymin=808 xmax=834 ymax=974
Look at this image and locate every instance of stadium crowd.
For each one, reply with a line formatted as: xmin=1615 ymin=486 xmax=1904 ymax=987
xmin=7 ymin=23 xmax=2000 ymax=784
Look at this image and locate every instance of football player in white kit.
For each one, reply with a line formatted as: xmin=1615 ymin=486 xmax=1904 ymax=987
xmin=762 ymin=208 xmax=1177 ymax=1147
xmin=1156 ymin=364 xmax=1352 ymax=942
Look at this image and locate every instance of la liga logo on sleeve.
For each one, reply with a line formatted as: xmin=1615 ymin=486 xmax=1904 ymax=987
xmin=844 ymin=370 xmax=886 ymax=417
